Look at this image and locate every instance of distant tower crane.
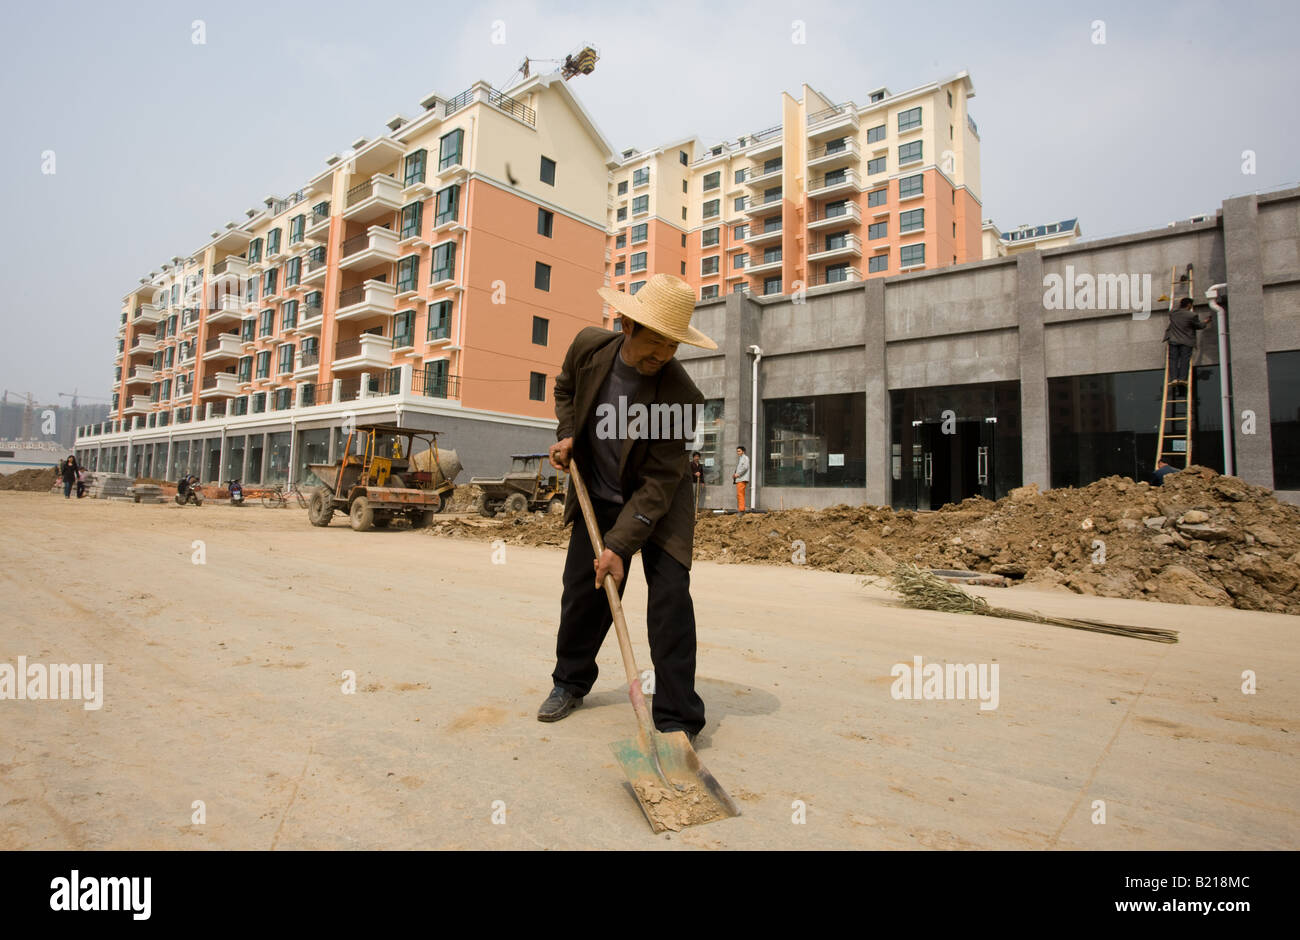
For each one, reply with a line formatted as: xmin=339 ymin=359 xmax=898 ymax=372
xmin=513 ymin=43 xmax=600 ymax=85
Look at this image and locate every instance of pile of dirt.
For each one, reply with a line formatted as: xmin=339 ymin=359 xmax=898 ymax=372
xmin=425 ymin=467 xmax=1300 ymax=614
xmin=0 ymin=468 xmax=57 ymax=492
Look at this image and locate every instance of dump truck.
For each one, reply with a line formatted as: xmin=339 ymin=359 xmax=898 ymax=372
xmin=307 ymin=424 xmax=461 ymax=531
xmin=470 ymin=453 xmax=567 ymax=516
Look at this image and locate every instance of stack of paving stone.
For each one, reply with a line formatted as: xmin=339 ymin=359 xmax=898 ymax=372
xmin=129 ymin=483 xmax=165 ymax=504
xmin=85 ymin=472 xmax=133 ymax=499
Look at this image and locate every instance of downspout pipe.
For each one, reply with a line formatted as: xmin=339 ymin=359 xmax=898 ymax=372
xmin=1206 ymin=283 xmax=1233 ymax=476
xmin=747 ymin=344 xmax=762 ymax=510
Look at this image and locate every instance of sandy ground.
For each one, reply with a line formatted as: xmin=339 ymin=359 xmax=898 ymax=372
xmin=0 ymin=491 xmax=1296 ymax=850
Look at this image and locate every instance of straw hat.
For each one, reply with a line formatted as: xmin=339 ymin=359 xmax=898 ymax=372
xmin=597 ymin=273 xmax=717 ymax=350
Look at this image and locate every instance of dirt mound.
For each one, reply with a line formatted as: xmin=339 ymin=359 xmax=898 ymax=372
xmin=0 ymin=468 xmax=57 ymax=492
xmin=425 ymin=467 xmax=1300 ymax=614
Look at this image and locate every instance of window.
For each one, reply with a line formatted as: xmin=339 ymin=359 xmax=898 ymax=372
xmin=274 ymin=388 xmax=291 ymax=411
xmin=682 ymin=180 xmax=688 ymax=193
xmin=427 ymin=300 xmax=451 ymax=341
xmin=393 ymin=311 xmax=415 ymax=348
xmin=899 ymin=141 xmax=923 ymax=165
xmin=240 ymin=319 xmax=254 ymax=343
xmin=735 ymin=196 xmax=748 ymax=212
xmin=629 ymin=280 xmax=646 ymax=294
xmin=630 ymin=252 xmax=647 ymax=273
xmin=867 ymin=156 xmax=886 ymax=175
xmin=397 ymin=255 xmax=420 ymax=293
xmin=701 ymin=285 xmax=719 ymax=300
xmin=255 ymin=351 xmax=270 ymax=379
xmin=434 ymin=184 xmax=459 ymax=226
xmin=614 ymin=261 xmax=626 ymax=277
xmin=824 ymin=262 xmax=851 ymax=283
xmin=900 ymin=243 xmax=925 ymax=267
xmin=615 ymin=233 xmax=626 ymax=249
xmin=825 ymin=231 xmax=850 ymax=251
xmin=538 ymin=208 xmax=553 ymax=237
xmin=422 ymin=359 xmax=449 ymax=397
xmin=259 ymin=308 xmax=274 ymax=337
xmin=632 ymin=195 xmax=648 ymax=215
xmin=867 ymin=221 xmax=888 ymax=240
xmin=867 ymin=124 xmax=886 ymax=144
xmin=281 ymin=300 xmax=298 ymax=330
xmin=532 ymin=316 xmax=548 ymax=346
xmin=289 ymin=214 xmax=305 ymax=244
xmin=285 ymin=256 xmax=301 ymax=287
xmin=631 ymin=223 xmax=648 ymax=244
xmin=681 ymin=261 xmax=686 ymax=275
xmin=252 ymin=392 xmax=266 ymax=414
xmin=679 ymin=150 xmax=688 ymax=165
xmin=304 ymin=291 xmax=322 ymax=317
xmin=703 ymin=171 xmax=720 ymax=191
xmin=898 ymin=106 xmax=922 ymax=132
xmin=734 ymin=253 xmax=748 ymax=269
xmin=535 ymin=261 xmax=551 ymax=291
xmin=400 ymin=201 xmax=423 ymax=240
xmin=701 ymin=256 xmax=719 ymax=276
xmin=702 ymin=227 xmax=720 ymax=248
xmin=633 ymin=167 xmax=650 ymax=187
xmin=764 ymin=393 xmax=865 ymax=487
xmin=431 ymin=242 xmax=456 ymax=283
xmin=277 ymin=344 xmax=294 ymax=374
xmin=734 ymin=224 xmax=748 ymax=240
xmin=868 ymin=253 xmax=888 ymax=273
xmin=529 ymin=371 xmax=546 ymax=402
xmin=681 ymin=233 xmax=687 ymax=247
xmin=404 ymin=149 xmax=427 ymax=187
xmin=439 ymin=128 xmax=463 ymax=171
xmin=300 ymin=383 xmax=315 ymax=407
xmin=763 ymin=277 xmax=782 ymax=296
xmin=899 ymin=173 xmax=924 ymax=199
xmin=762 ymin=247 xmax=781 ymax=264
xmin=262 ymin=268 xmax=278 ymax=297
xmin=899 ymin=208 xmax=924 ymax=233
xmin=867 ymin=188 xmax=887 ymax=207
xmin=947 ymin=90 xmax=953 ymax=107
xmin=540 ymin=155 xmax=556 ymax=185
xmin=266 ymin=228 xmax=281 ymax=256
xmin=616 ymin=207 xmax=627 ymax=222
xmin=248 ymin=237 xmax=262 ymax=263
xmin=617 ymin=180 xmax=628 ymax=195
xmin=703 ymin=199 xmax=719 ymax=219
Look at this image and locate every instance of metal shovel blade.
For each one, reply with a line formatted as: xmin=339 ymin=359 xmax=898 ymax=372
xmin=609 ymin=730 xmax=742 ymax=833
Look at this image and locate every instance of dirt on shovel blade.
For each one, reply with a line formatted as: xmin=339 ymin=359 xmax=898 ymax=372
xmin=632 ymin=779 xmax=728 ymax=832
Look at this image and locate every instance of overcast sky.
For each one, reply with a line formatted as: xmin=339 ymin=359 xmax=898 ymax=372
xmin=2 ymin=0 xmax=1296 ymax=406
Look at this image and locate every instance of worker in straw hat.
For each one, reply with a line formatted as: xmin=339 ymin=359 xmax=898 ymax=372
xmin=539 ymin=273 xmax=717 ymax=745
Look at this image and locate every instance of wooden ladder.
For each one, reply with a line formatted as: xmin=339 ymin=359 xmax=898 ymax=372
xmin=1155 ymin=263 xmax=1195 ymax=470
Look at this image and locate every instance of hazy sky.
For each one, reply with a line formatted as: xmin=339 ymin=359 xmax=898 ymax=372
xmin=2 ymin=0 xmax=1296 ymax=405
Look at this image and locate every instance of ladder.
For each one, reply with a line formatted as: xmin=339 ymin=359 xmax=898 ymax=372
xmin=1155 ymin=264 xmax=1194 ymax=470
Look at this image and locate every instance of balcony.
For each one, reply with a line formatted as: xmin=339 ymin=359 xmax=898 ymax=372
xmin=806 ymin=102 xmax=860 ymax=140
xmin=210 ymin=256 xmax=251 ymax=287
xmin=178 ymin=343 xmax=197 ymax=366
xmin=207 ymin=294 xmax=247 ymax=325
xmin=343 ymin=174 xmax=403 ymax=224
xmin=410 ymin=368 xmax=461 ymax=400
xmin=305 ymin=202 xmax=331 ymax=242
xmin=808 ymin=234 xmax=862 ymax=262
xmin=339 ymin=225 xmax=400 ymax=270
xmin=809 ymin=266 xmax=863 ymax=288
xmin=335 ymin=279 xmax=396 ymax=322
xmin=743 ymin=164 xmax=783 ymax=189
xmin=808 ymin=169 xmax=860 ymax=199
xmin=808 ymin=202 xmax=862 ymax=229
xmin=293 ymin=348 xmax=320 ymax=379
xmin=125 ymin=365 xmax=154 ymax=384
xmin=743 ymin=191 xmax=784 ymax=218
xmin=332 ymin=333 xmax=393 ymax=372
xmin=124 ymin=395 xmax=152 ymax=415
xmin=202 ymin=332 xmax=243 ymax=361
xmin=808 ymin=138 xmax=860 ymax=169
xmin=741 ymin=124 xmax=783 ymax=161
xmin=746 ymin=254 xmax=783 ymax=275
xmin=134 ymin=303 xmax=162 ymax=324
xmin=199 ymin=371 xmax=241 ymax=398
xmin=129 ymin=334 xmax=159 ymax=356
xmin=746 ymin=223 xmax=783 ymax=248
xmin=298 ymin=299 xmax=324 ymax=333
xmin=302 ymin=249 xmax=329 ymax=285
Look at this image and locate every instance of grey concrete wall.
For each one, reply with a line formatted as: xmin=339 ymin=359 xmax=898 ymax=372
xmin=1223 ymin=195 xmax=1275 ymax=487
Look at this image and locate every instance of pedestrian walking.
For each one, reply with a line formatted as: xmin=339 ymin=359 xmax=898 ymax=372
xmin=60 ymin=455 xmax=79 ymax=499
xmin=732 ymin=445 xmax=749 ymax=512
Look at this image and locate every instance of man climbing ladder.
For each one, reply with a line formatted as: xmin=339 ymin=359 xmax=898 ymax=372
xmin=1156 ymin=286 xmax=1211 ymax=470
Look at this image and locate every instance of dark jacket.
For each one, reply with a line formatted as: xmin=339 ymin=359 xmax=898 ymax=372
xmin=61 ymin=459 xmax=78 ymax=483
xmin=554 ymin=326 xmax=704 ymax=569
xmin=1164 ymin=308 xmax=1209 ymax=347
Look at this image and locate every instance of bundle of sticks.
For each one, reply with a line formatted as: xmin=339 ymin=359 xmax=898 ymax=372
xmin=867 ymin=562 xmax=1179 ymax=644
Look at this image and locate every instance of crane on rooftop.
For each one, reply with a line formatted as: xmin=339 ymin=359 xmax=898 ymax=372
xmin=508 ymin=44 xmax=600 ymax=87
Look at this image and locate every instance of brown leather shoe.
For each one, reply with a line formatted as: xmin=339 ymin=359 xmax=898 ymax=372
xmin=537 ymin=686 xmax=583 ymax=722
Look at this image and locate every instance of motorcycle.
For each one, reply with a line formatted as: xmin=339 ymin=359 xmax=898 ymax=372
xmin=175 ymin=474 xmax=204 ymax=506
xmin=227 ymin=478 xmax=245 ymax=507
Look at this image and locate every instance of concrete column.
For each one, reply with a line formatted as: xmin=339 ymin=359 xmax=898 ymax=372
xmin=1016 ymin=251 xmax=1049 ymax=490
xmin=721 ymin=290 xmax=761 ymax=505
xmin=863 ymin=278 xmax=889 ymax=506
xmin=1222 ymin=195 xmax=1274 ymax=488
xmin=258 ymin=432 xmax=270 ymax=484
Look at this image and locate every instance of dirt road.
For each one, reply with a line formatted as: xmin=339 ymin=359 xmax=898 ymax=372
xmin=1 ymin=492 xmax=1296 ymax=849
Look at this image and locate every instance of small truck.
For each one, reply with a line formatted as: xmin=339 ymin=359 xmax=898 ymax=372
xmin=470 ymin=453 xmax=567 ymax=517
xmin=307 ymin=423 xmax=461 ymax=531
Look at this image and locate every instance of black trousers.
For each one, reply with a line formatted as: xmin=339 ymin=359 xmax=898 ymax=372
xmin=1168 ymin=343 xmax=1193 ymax=382
xmin=552 ymin=496 xmax=705 ymax=735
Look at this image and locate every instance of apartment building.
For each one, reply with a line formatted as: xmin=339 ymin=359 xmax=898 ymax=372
xmin=604 ymin=72 xmax=982 ymax=303
xmin=86 ymin=73 xmax=618 ymax=484
xmin=982 ymin=218 xmax=1081 ymax=259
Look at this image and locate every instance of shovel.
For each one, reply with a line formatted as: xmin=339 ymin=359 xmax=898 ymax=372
xmin=568 ymin=459 xmax=741 ymax=833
